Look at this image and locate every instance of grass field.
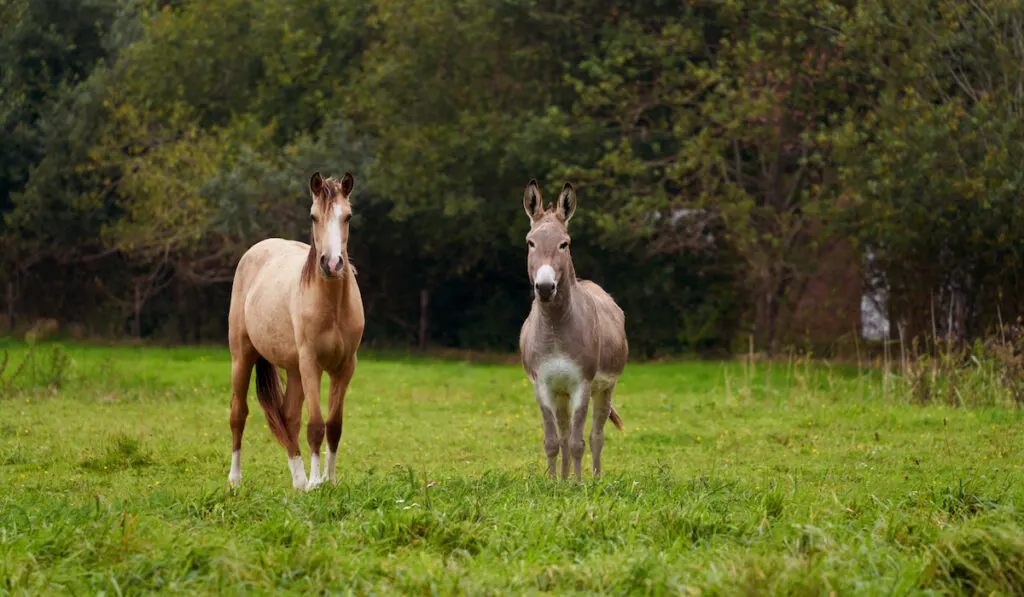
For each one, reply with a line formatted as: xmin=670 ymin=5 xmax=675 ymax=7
xmin=2 ymin=340 xmax=1024 ymax=595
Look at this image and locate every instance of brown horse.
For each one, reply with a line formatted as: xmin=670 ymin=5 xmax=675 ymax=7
xmin=227 ymin=171 xmax=365 ymax=490
xmin=519 ymin=180 xmax=628 ymax=481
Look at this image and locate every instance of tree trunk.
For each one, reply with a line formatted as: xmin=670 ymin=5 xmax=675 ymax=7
xmin=177 ymin=282 xmax=188 ymax=344
xmin=133 ymin=282 xmax=143 ymax=340
xmin=192 ymin=294 xmax=202 ymax=343
xmin=6 ymin=280 xmax=14 ymax=334
xmin=765 ymin=293 xmax=777 ymax=357
xmin=418 ymin=288 xmax=430 ymax=351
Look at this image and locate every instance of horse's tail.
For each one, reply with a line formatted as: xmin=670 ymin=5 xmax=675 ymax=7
xmin=254 ymin=357 xmax=291 ymax=449
xmin=609 ymin=406 xmax=624 ymax=431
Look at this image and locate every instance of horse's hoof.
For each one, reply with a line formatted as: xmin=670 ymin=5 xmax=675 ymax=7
xmin=305 ymin=477 xmax=325 ymax=492
xmin=227 ymin=473 xmax=242 ymax=487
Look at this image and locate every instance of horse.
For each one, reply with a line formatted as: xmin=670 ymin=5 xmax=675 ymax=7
xmin=518 ymin=179 xmax=628 ymax=480
xmin=226 ymin=171 xmax=365 ymax=490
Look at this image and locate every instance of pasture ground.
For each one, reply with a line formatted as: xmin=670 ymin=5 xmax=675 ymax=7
xmin=2 ymin=341 xmax=1024 ymax=595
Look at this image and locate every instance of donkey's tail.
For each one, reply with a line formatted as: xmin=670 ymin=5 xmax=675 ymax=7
xmin=254 ymin=357 xmax=290 ymax=449
xmin=609 ymin=406 xmax=624 ymax=431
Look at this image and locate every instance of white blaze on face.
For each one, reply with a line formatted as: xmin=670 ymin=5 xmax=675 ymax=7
xmin=535 ymin=264 xmax=556 ymax=287
xmin=326 ymin=203 xmax=345 ymax=270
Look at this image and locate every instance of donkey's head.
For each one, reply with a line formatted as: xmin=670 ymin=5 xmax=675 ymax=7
xmin=308 ymin=171 xmax=354 ymax=279
xmin=522 ymin=179 xmax=577 ymax=303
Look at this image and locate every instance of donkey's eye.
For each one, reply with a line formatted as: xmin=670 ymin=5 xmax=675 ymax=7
xmin=527 ymin=240 xmax=535 ymax=249
xmin=559 ymin=241 xmax=569 ymax=250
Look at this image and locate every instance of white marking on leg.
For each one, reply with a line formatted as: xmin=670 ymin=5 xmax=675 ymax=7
xmin=288 ymin=455 xmax=307 ymax=490
xmin=536 ymin=381 xmax=556 ymax=412
xmin=307 ymin=453 xmax=323 ymax=491
xmin=571 ymin=383 xmax=586 ymax=413
xmin=326 ymin=449 xmax=338 ymax=484
xmin=228 ymin=450 xmax=242 ymax=486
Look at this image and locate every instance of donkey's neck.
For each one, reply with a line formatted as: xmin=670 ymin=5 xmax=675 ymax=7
xmin=535 ymin=273 xmax=581 ymax=326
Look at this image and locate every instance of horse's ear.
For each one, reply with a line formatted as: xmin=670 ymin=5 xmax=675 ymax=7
xmin=309 ymin=171 xmax=325 ymax=199
xmin=341 ymin=172 xmax=355 ymax=197
xmin=556 ymin=182 xmax=576 ymax=223
xmin=523 ymin=179 xmax=544 ymax=221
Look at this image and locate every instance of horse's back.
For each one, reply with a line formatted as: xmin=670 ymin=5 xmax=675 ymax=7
xmin=579 ymin=280 xmax=628 ymax=378
xmin=229 ymin=238 xmax=309 ymax=364
xmin=231 ymin=238 xmax=308 ymax=304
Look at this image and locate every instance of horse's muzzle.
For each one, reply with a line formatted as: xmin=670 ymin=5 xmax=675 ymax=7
xmin=319 ymin=255 xmax=345 ymax=278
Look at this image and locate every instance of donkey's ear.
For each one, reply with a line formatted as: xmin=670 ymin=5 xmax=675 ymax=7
xmin=523 ymin=179 xmax=544 ymax=221
xmin=556 ymin=182 xmax=576 ymax=223
xmin=340 ymin=172 xmax=355 ymax=197
xmin=309 ymin=171 xmax=325 ymax=198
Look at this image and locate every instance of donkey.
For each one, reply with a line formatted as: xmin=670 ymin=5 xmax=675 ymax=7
xmin=519 ymin=179 xmax=628 ymax=480
xmin=226 ymin=171 xmax=365 ymax=490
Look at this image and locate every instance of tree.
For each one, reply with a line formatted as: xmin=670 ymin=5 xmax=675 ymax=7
xmin=553 ymin=0 xmax=858 ymax=352
xmin=832 ymin=0 xmax=1024 ymax=344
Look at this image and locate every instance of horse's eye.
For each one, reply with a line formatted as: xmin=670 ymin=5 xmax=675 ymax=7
xmin=559 ymin=241 xmax=569 ymax=250
xmin=344 ymin=214 xmax=353 ymax=223
xmin=310 ymin=214 xmax=319 ymax=223
xmin=527 ymin=240 xmax=535 ymax=249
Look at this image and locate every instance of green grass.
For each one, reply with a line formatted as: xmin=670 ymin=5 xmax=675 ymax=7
xmin=2 ymin=340 xmax=1024 ymax=595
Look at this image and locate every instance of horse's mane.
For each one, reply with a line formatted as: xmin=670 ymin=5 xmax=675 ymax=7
xmin=301 ymin=234 xmax=318 ymax=287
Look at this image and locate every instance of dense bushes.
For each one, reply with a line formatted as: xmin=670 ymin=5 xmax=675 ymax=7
xmin=2 ymin=0 xmax=1022 ymax=355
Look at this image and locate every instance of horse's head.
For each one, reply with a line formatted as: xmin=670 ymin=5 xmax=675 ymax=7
xmin=308 ymin=171 xmax=354 ymax=279
xmin=522 ymin=179 xmax=577 ymax=303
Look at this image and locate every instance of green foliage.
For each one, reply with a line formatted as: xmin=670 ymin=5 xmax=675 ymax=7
xmin=556 ymin=0 xmax=863 ymax=352
xmin=832 ymin=0 xmax=1024 ymax=341
xmin=2 ymin=0 xmax=1023 ymax=353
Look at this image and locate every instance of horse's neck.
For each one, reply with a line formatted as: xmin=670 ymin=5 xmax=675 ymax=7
xmin=307 ymin=272 xmax=351 ymax=318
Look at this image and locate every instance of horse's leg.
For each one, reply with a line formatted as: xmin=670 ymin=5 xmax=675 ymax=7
xmin=299 ymin=354 xmax=326 ymax=491
xmin=555 ymin=395 xmax=571 ymax=480
xmin=228 ymin=345 xmax=256 ymax=486
xmin=569 ymin=379 xmax=592 ymax=482
xmin=282 ymin=367 xmax=307 ymax=490
xmin=325 ymin=356 xmax=356 ymax=484
xmin=589 ymin=382 xmax=614 ymax=476
xmin=534 ymin=384 xmax=559 ymax=478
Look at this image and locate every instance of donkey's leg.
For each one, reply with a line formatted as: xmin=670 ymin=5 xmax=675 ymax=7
xmin=555 ymin=396 xmax=572 ymax=480
xmin=299 ymin=354 xmax=326 ymax=491
xmin=589 ymin=383 xmax=614 ymax=476
xmin=325 ymin=356 xmax=356 ymax=484
xmin=279 ymin=368 xmax=307 ymax=490
xmin=569 ymin=380 xmax=592 ymax=482
xmin=534 ymin=384 xmax=560 ymax=477
xmin=228 ymin=347 xmax=256 ymax=486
